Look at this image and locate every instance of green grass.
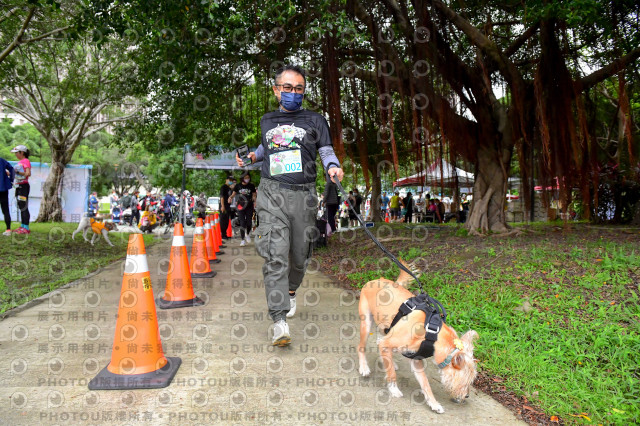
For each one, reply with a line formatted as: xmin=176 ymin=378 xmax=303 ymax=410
xmin=321 ymin=222 xmax=640 ymax=424
xmin=0 ymin=222 xmax=159 ymax=314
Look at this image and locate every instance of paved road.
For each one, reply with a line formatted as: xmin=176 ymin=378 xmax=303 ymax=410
xmin=0 ymin=233 xmax=525 ymax=425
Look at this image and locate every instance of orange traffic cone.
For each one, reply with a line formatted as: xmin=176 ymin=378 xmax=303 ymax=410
xmin=214 ymin=212 xmax=226 ymax=251
xmin=385 ymin=211 xmax=390 ymax=223
xmin=204 ymin=216 xmax=220 ymax=264
xmin=158 ymin=223 xmax=205 ymax=309
xmin=88 ymin=234 xmax=181 ymax=390
xmin=226 ymin=215 xmax=233 ymax=238
xmin=190 ymin=218 xmax=216 ymax=278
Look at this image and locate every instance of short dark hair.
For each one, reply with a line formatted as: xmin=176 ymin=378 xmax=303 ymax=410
xmin=274 ymin=65 xmax=306 ymax=85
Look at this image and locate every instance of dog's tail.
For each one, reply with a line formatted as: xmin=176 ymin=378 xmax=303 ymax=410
xmin=395 ymin=258 xmax=421 ymax=288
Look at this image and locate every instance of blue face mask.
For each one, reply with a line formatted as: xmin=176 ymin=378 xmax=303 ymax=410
xmin=279 ymin=91 xmax=303 ymax=111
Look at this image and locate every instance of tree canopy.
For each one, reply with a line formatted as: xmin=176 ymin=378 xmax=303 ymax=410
xmin=1 ymin=0 xmax=638 ymax=225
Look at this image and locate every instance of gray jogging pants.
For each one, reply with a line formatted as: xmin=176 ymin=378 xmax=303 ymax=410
xmin=254 ymin=178 xmax=318 ymax=322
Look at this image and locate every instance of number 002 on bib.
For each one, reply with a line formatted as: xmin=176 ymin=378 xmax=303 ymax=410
xmin=269 ymin=150 xmax=302 ymax=176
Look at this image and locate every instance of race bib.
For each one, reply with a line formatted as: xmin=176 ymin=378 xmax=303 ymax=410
xmin=269 ymin=149 xmax=302 ymax=175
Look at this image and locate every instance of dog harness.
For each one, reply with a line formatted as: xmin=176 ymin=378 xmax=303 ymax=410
xmin=383 ymin=293 xmax=446 ymax=361
xmin=90 ymin=218 xmax=106 ymax=234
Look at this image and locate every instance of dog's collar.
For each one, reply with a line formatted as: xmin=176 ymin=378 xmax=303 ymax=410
xmin=437 ymin=348 xmax=460 ymax=369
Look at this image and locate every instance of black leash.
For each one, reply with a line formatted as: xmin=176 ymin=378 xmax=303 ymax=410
xmin=330 ymin=177 xmax=446 ymax=321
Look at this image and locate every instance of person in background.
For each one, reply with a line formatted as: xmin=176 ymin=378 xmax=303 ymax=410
xmin=1 ymin=156 xmax=15 ymax=235
xmin=228 ymin=171 xmax=256 ymax=247
xmin=349 ymin=188 xmax=363 ymax=227
xmin=460 ymin=194 xmax=470 ymax=223
xmin=403 ymin=191 xmax=414 ymax=223
xmin=322 ymin=173 xmax=340 ymax=232
xmin=109 ymin=189 xmax=119 ymax=214
xmin=11 ymin=145 xmax=31 ymax=234
xmin=87 ymin=191 xmax=99 ymax=217
xmin=347 ymin=190 xmax=355 ymax=227
xmin=131 ymin=190 xmax=141 ymax=225
xmin=380 ymin=191 xmax=390 ymax=217
xmin=141 ymin=192 xmax=158 ymax=212
xmin=415 ymin=191 xmax=425 ymax=222
xmin=194 ymin=192 xmax=207 ymax=220
xmin=162 ymin=189 xmax=177 ymax=225
xmin=120 ymin=190 xmax=133 ymax=225
xmin=389 ymin=191 xmax=400 ymax=222
xmin=428 ymin=199 xmax=442 ymax=223
xmin=220 ymin=174 xmax=236 ymax=241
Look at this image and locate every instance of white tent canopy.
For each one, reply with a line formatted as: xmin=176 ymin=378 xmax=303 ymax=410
xmin=394 ymin=160 xmax=474 ymax=188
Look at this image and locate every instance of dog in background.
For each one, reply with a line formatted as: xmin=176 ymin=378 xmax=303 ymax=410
xmin=357 ymin=261 xmax=479 ymax=414
xmin=72 ymin=215 xmax=117 ymax=247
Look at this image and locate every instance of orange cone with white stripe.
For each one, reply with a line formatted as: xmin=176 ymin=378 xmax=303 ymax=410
xmin=204 ymin=216 xmax=220 ymax=264
xmin=190 ymin=218 xmax=216 ymax=278
xmin=158 ymin=223 xmax=205 ymax=309
xmin=226 ymin=215 xmax=233 ymax=238
xmin=385 ymin=211 xmax=390 ymax=223
xmin=213 ymin=213 xmax=225 ymax=251
xmin=88 ymin=234 xmax=181 ymax=390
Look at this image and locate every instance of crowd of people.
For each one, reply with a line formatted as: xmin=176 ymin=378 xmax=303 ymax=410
xmin=82 ymin=171 xmax=258 ymax=239
xmin=382 ymin=190 xmax=470 ymax=223
xmin=316 ymin=187 xmax=471 ymax=231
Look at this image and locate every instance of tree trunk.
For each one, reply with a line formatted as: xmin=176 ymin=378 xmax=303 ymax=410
xmin=466 ymin=144 xmax=511 ymax=234
xmin=370 ymin=160 xmax=382 ymax=222
xmin=36 ymin=147 xmax=66 ymax=222
xmin=631 ymin=202 xmax=640 ymax=226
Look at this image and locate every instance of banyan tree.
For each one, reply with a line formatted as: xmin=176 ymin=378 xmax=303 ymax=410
xmin=88 ymin=0 xmax=640 ymax=231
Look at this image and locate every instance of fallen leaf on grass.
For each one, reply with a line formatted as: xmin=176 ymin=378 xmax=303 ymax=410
xmin=611 ymin=408 xmax=625 ymax=414
xmin=550 ymin=415 xmax=559 ymax=422
xmin=523 ymin=405 xmax=542 ymax=414
xmin=569 ymin=413 xmax=592 ymax=421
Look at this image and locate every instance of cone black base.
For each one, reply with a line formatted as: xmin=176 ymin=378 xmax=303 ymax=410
xmin=156 ymin=296 xmax=205 ymax=310
xmin=191 ymin=271 xmax=216 ymax=278
xmin=209 ymin=259 xmax=221 ymax=264
xmin=88 ymin=357 xmax=182 ymax=390
xmin=216 ymin=250 xmax=225 ymax=254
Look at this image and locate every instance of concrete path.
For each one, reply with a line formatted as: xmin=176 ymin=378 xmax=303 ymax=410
xmin=0 ymin=234 xmax=524 ymax=425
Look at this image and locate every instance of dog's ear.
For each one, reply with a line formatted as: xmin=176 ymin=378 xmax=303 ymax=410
xmin=461 ymin=330 xmax=479 ymax=353
xmin=451 ymin=352 xmax=465 ymax=370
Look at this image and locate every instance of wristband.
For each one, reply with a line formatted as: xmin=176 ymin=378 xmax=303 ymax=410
xmin=327 ymin=162 xmax=340 ymax=171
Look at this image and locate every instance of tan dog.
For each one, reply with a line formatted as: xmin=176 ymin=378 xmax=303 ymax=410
xmin=358 ymin=264 xmax=479 ymax=414
xmin=72 ymin=216 xmax=117 ymax=246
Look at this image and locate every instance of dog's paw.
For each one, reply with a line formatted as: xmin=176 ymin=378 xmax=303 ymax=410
xmin=359 ymin=364 xmax=371 ymax=377
xmin=428 ymin=401 xmax=445 ymax=414
xmin=387 ymin=382 xmax=403 ymax=398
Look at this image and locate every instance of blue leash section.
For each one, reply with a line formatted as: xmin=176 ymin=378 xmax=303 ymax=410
xmin=330 ymin=177 xmax=447 ymax=321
